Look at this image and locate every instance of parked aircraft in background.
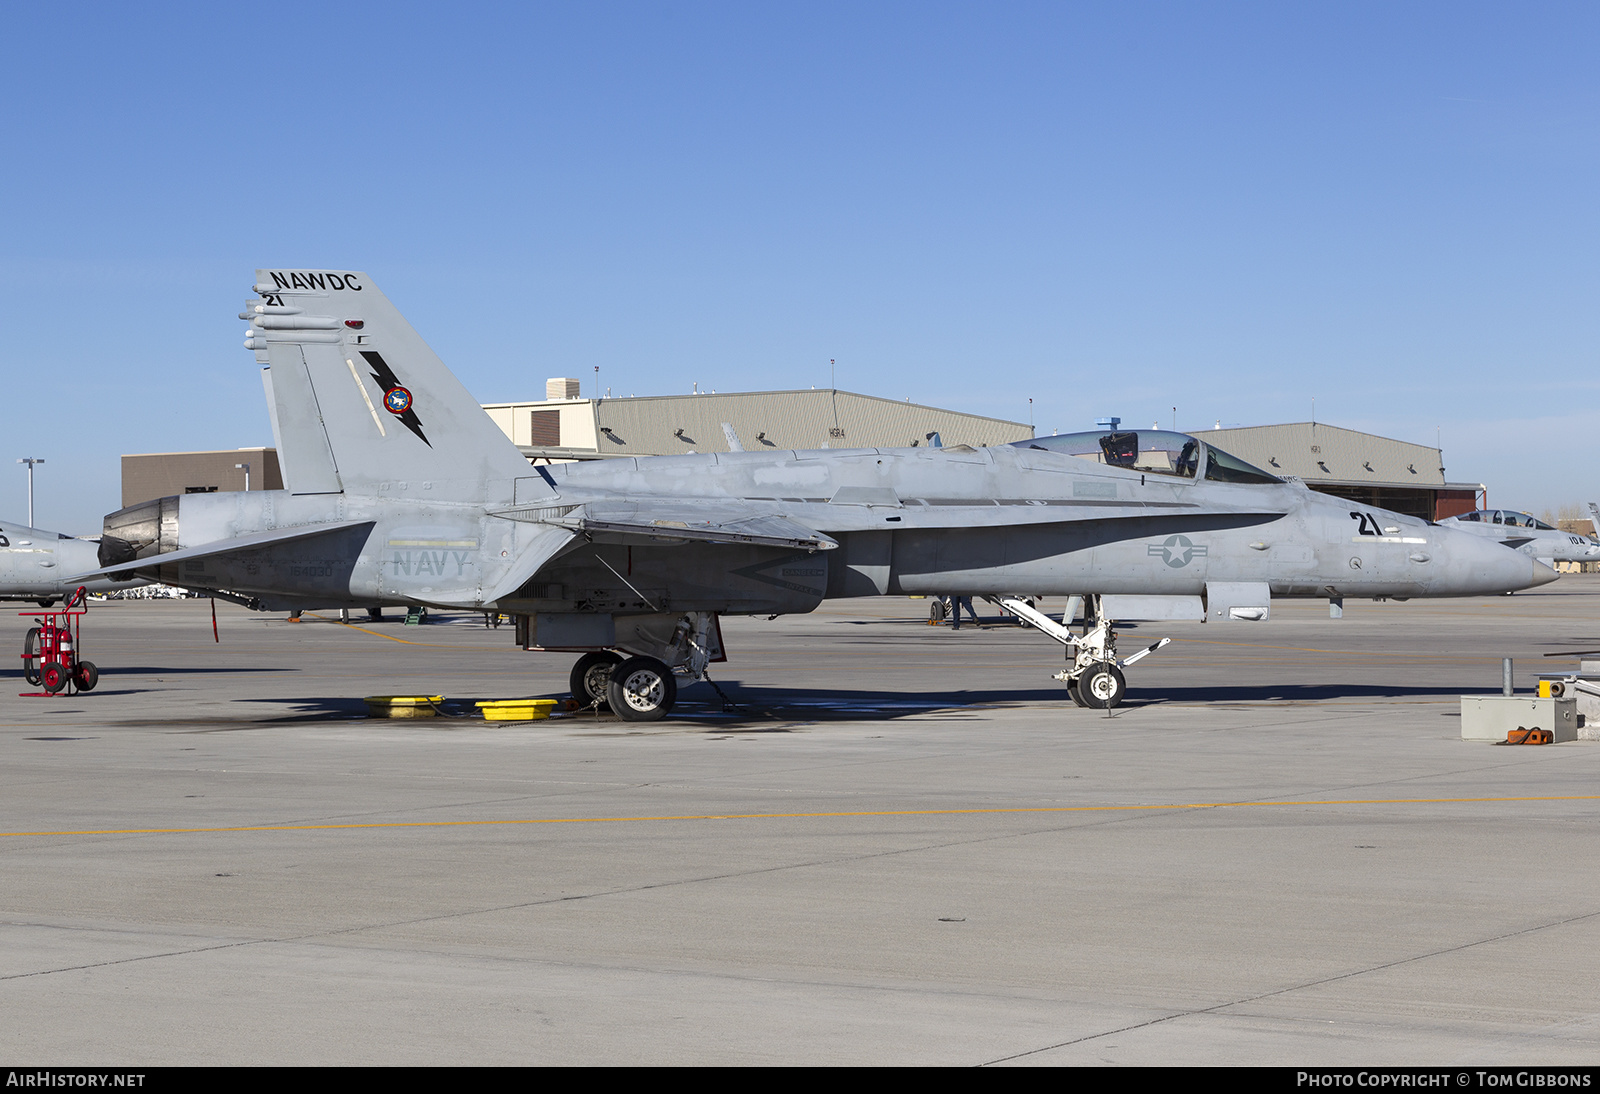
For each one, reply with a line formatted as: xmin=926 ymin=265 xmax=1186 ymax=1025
xmin=1 ymin=520 xmax=146 ymax=605
xmin=1438 ymin=510 xmax=1600 ymax=567
xmin=80 ymin=271 xmax=1556 ymax=717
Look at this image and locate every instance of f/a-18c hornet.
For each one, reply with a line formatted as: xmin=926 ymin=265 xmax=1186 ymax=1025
xmin=81 ymin=270 xmax=1555 ymax=718
xmin=1437 ymin=509 xmax=1600 ymax=568
xmin=1 ymin=519 xmax=146 ymax=605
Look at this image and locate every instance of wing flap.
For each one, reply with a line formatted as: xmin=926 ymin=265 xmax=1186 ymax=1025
xmin=479 ymin=524 xmax=580 ymax=606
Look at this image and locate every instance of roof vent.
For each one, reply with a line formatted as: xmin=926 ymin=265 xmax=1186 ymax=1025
xmin=546 ymin=377 xmax=580 ymax=401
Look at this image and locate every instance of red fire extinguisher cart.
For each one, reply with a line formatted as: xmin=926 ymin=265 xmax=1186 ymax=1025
xmin=20 ymin=586 xmax=97 ymax=697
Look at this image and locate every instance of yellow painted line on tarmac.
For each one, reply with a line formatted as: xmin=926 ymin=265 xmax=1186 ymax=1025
xmin=5 ymin=794 xmax=1599 ymax=839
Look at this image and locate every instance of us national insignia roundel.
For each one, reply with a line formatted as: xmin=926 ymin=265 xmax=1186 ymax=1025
xmin=384 ymin=386 xmax=413 ymax=414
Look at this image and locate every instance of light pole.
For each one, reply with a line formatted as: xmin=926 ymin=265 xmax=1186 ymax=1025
xmin=16 ymin=457 xmax=43 ymax=527
xmin=235 ymin=462 xmax=251 ymax=491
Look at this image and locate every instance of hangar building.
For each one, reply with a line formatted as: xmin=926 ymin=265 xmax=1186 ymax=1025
xmin=1197 ymin=422 xmax=1481 ymax=522
xmin=482 ymin=380 xmax=1033 ymax=462
xmin=120 ymin=447 xmax=282 ymax=508
xmin=117 ymin=385 xmax=1029 ymax=505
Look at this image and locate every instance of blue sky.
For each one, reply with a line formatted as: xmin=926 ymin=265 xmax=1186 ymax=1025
xmin=3 ymin=2 xmax=1596 ymax=530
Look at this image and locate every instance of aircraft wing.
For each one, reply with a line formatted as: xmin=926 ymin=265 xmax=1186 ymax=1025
xmin=70 ymin=521 xmax=376 ymax=581
xmin=493 ymin=502 xmax=839 ymax=552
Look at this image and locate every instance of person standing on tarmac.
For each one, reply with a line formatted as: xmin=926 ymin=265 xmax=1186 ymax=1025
xmin=949 ymin=595 xmax=980 ymax=630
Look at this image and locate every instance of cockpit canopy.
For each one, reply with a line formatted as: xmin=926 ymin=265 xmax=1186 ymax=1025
xmin=1455 ymin=510 xmax=1556 ymax=530
xmin=1010 ymin=429 xmax=1282 ymax=485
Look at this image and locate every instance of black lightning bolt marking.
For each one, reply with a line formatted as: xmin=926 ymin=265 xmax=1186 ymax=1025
xmin=360 ymin=351 xmax=431 ymax=447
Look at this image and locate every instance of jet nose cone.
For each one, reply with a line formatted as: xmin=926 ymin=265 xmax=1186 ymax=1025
xmin=1436 ymin=526 xmax=1559 ymax=595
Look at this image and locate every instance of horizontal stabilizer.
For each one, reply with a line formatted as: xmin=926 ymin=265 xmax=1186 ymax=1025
xmin=71 ymin=521 xmax=374 ymax=580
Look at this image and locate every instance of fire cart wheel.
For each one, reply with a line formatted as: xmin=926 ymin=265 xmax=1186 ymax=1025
xmin=23 ymin=626 xmax=41 ymax=686
xmin=73 ymin=661 xmax=98 ymax=693
xmin=40 ymin=661 xmax=68 ymax=694
xmin=606 ymin=656 xmax=677 ymax=722
xmin=569 ymin=651 xmax=622 ymax=710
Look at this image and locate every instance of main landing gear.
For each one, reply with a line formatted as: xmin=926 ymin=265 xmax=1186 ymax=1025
xmin=569 ymin=651 xmax=622 ymax=711
xmin=995 ymin=595 xmax=1168 ymax=710
xmin=567 ymin=613 xmax=718 ymax=722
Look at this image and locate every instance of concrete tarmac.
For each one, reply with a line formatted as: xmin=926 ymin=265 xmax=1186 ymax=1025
xmin=3 ymin=581 xmax=1600 ymax=1065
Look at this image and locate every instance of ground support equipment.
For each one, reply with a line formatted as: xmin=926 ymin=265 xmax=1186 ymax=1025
xmin=19 ymin=586 xmax=97 ymax=697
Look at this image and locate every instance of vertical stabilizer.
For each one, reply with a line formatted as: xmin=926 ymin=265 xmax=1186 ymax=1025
xmin=258 ymin=348 xmax=342 ymax=493
xmin=242 ymin=270 xmax=542 ymax=501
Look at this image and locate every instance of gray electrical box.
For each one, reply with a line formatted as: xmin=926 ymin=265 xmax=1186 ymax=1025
xmin=1460 ymin=696 xmax=1577 ymax=743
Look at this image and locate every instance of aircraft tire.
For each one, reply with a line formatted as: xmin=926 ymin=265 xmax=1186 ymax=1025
xmin=607 ymin=656 xmax=677 ymax=722
xmin=570 ymin=651 xmax=622 ymax=710
xmin=73 ymin=661 xmax=98 ymax=693
xmin=1078 ymin=663 xmax=1126 ymax=709
xmin=40 ymin=661 xmax=67 ymax=694
xmin=1067 ymin=674 xmax=1089 ymax=708
xmin=37 ymin=599 xmax=55 ymax=609
xmin=23 ymin=627 xmax=41 ymax=686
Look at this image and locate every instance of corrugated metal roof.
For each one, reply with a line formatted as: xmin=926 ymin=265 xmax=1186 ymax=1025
xmin=1197 ymin=423 xmax=1445 ymax=489
xmin=487 ymin=390 xmax=1032 ymax=456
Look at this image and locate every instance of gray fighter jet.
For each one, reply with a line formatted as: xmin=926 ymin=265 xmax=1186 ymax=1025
xmin=1 ymin=519 xmax=145 ymax=605
xmin=1437 ymin=509 xmax=1600 ymax=567
xmin=84 ymin=270 xmax=1554 ymax=717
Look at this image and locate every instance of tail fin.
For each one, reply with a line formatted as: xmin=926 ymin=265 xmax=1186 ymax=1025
xmin=1589 ymin=502 xmax=1600 ymax=539
xmin=244 ymin=270 xmax=538 ymax=499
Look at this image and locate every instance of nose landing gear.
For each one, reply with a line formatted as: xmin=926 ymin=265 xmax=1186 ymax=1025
xmin=996 ymin=595 xmax=1167 ymax=710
